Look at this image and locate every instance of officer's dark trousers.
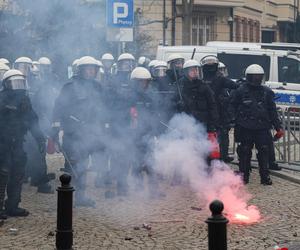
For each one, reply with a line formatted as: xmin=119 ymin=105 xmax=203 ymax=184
xmin=0 ymin=139 xmax=26 ymax=210
xmin=268 ymin=140 xmax=276 ymax=166
xmin=217 ymin=128 xmax=230 ymax=160
xmin=62 ymin=134 xmax=90 ymax=200
xmin=132 ymin=140 xmax=157 ymax=191
xmin=24 ymin=133 xmax=47 ymax=185
xmin=238 ymin=127 xmax=271 ymax=182
xmin=237 ymin=131 xmax=277 ymax=169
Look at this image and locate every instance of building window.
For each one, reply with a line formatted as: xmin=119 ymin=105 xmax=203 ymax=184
xmin=249 ymin=20 xmax=254 ymax=42
xmin=255 ymin=22 xmax=260 ymax=42
xmin=235 ymin=16 xmax=242 ymax=42
xmin=242 ymin=18 xmax=248 ymax=42
xmin=191 ymin=13 xmax=215 ymax=45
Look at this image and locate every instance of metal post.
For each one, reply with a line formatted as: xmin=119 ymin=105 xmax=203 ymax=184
xmin=205 ymin=200 xmax=229 ymax=250
xmin=163 ymin=0 xmax=166 ymax=46
xmin=56 ymin=174 xmax=74 ymax=250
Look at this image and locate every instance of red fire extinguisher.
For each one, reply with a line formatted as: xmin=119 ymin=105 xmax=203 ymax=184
xmin=208 ymin=132 xmax=220 ymax=159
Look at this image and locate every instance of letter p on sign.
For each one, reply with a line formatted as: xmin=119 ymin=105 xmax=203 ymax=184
xmin=113 ymin=2 xmax=128 ymax=24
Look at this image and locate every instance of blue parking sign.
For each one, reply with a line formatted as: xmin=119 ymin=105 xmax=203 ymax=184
xmin=106 ymin=0 xmax=134 ymax=28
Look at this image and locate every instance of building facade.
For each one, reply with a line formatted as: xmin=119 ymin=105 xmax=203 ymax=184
xmin=134 ymin=0 xmax=300 ymax=55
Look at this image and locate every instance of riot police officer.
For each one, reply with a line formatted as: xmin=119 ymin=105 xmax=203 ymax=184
xmin=151 ymin=60 xmax=177 ymax=125
xmin=137 ymin=56 xmax=150 ymax=68
xmin=101 ymin=53 xmax=114 ymax=83
xmin=130 ymin=67 xmax=164 ymax=198
xmin=218 ymin=62 xmax=228 ymax=77
xmin=115 ymin=53 xmax=135 ymax=81
xmin=0 ymin=69 xmax=45 ymax=218
xmin=166 ymin=54 xmax=185 ymax=83
xmin=14 ymin=57 xmax=33 ymax=86
xmin=148 ymin=60 xmax=159 ymax=77
xmin=229 ymin=64 xmax=284 ymax=185
xmin=52 ymin=56 xmax=102 ymax=207
xmin=201 ymin=56 xmax=238 ymax=162
xmin=29 ymin=56 xmax=58 ymax=193
xmin=179 ymin=59 xmax=219 ymax=133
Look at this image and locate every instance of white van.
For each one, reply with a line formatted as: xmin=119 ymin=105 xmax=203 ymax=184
xmin=156 ymin=42 xmax=300 ymax=107
xmin=156 ymin=42 xmax=300 ymax=92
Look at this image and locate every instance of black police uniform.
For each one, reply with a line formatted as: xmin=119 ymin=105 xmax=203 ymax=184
xmin=204 ymin=74 xmax=238 ymax=162
xmin=52 ymin=77 xmax=104 ymax=206
xmin=129 ymin=83 xmax=162 ymax=196
xmin=229 ymin=82 xmax=282 ymax=184
xmin=151 ymin=75 xmax=178 ymax=128
xmin=26 ymin=77 xmax=59 ymax=192
xmin=178 ymin=76 xmax=219 ymax=132
xmin=0 ymin=89 xmax=45 ymax=217
xmin=234 ymin=78 xmax=281 ymax=171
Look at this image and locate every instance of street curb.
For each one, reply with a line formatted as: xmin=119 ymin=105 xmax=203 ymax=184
xmin=269 ymin=170 xmax=300 ymax=185
xmin=231 ymin=161 xmax=300 ymax=185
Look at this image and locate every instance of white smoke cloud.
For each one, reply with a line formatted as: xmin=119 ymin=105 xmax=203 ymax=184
xmin=148 ymin=113 xmax=261 ymax=224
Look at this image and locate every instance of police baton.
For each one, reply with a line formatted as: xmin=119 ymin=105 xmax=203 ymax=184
xmin=191 ymin=48 xmax=196 ymax=59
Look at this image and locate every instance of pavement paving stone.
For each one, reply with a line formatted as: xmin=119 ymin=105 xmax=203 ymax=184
xmin=0 ymin=154 xmax=299 ymax=249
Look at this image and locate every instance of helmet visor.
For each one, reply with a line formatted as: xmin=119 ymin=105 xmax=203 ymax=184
xmin=79 ymin=65 xmax=99 ymax=80
xmin=169 ymin=59 xmax=184 ymax=70
xmin=219 ymin=67 xmax=228 ymax=77
xmin=15 ymin=63 xmax=32 ymax=76
xmin=117 ymin=59 xmax=135 ymax=72
xmin=4 ymin=76 xmax=27 ymax=90
xmin=153 ymin=66 xmax=167 ymax=78
xmin=186 ymin=66 xmax=203 ymax=80
xmin=102 ymin=59 xmax=114 ymax=69
xmin=246 ymin=74 xmax=265 ymax=86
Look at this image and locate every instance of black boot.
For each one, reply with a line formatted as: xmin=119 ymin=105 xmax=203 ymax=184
xmin=239 ymin=144 xmax=252 ymax=184
xmin=37 ymin=183 xmax=54 ymax=194
xmin=5 ymin=198 xmax=29 ymax=217
xmin=243 ymin=174 xmax=249 ymax=184
xmin=5 ymin=206 xmax=29 ymax=217
xmin=0 ymin=209 xmax=7 ymax=220
xmin=261 ymin=176 xmax=272 ymax=185
xmin=257 ymin=145 xmax=272 ymax=185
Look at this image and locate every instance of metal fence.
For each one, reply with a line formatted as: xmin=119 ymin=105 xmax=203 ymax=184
xmin=275 ymin=107 xmax=300 ymax=165
xmin=229 ymin=106 xmax=300 ymax=166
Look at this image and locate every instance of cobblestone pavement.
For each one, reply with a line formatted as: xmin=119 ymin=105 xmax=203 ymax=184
xmin=0 ymin=154 xmax=300 ymax=250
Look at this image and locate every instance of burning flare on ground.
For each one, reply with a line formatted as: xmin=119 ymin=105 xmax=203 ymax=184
xmin=149 ymin=114 xmax=261 ymax=225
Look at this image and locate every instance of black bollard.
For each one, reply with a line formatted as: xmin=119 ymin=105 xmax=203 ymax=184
xmin=205 ymin=200 xmax=229 ymax=250
xmin=56 ymin=174 xmax=74 ymax=250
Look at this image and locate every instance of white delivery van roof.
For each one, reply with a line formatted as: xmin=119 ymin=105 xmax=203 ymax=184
xmin=206 ymin=41 xmax=300 ymax=52
xmin=206 ymin=41 xmax=262 ymax=50
xmin=156 ymin=46 xmax=218 ymax=62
